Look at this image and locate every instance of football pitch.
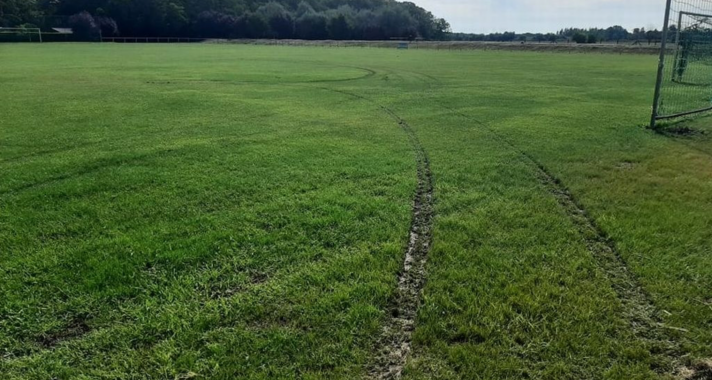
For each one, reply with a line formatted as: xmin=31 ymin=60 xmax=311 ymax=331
xmin=1 ymin=43 xmax=711 ymax=379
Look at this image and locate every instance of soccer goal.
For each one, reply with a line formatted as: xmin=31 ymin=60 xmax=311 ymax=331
xmin=0 ymin=27 xmax=43 ymax=43
xmin=651 ymin=0 xmax=712 ymax=127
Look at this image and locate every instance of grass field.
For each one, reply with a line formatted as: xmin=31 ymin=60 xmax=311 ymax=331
xmin=1 ymin=44 xmax=711 ymax=379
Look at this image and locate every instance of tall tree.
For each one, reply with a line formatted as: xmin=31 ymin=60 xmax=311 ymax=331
xmin=327 ymin=13 xmax=350 ymax=40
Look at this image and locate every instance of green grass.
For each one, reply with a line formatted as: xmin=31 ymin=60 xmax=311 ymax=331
xmin=1 ymin=44 xmax=710 ymax=379
xmin=658 ymin=60 xmax=712 ymax=118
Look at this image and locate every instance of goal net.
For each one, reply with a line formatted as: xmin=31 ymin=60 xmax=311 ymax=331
xmin=0 ymin=28 xmax=42 ymax=43
xmin=652 ymin=0 xmax=712 ymax=126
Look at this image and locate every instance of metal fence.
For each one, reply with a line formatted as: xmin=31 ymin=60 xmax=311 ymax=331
xmin=652 ymin=0 xmax=712 ymax=127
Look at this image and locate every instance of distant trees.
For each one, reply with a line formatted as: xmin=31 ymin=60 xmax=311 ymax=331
xmin=1 ymin=0 xmax=451 ymax=41
xmin=68 ymin=11 xmax=101 ymax=40
xmin=295 ymin=12 xmax=328 ymax=40
xmin=572 ymin=32 xmax=587 ymax=44
xmin=646 ymin=29 xmax=663 ymax=44
xmin=0 ymin=0 xmax=40 ymax=27
xmin=241 ymin=13 xmax=270 ymax=38
xmin=257 ymin=2 xmax=294 ymax=39
xmin=0 ymin=0 xmax=671 ymax=44
xmin=605 ymin=25 xmax=628 ymax=43
xmin=95 ymin=15 xmax=119 ymax=36
xmin=327 ymin=14 xmax=351 ymax=40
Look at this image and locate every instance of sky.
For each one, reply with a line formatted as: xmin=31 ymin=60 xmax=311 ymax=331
xmin=411 ymin=0 xmax=666 ymax=34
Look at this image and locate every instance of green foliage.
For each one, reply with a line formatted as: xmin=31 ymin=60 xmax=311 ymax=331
xmin=449 ymin=26 xmax=655 ymax=44
xmin=0 ymin=0 xmax=449 ymax=40
xmin=257 ymin=2 xmax=294 ymax=39
xmin=572 ymin=32 xmax=587 ymax=44
xmin=68 ymin=11 xmax=100 ymax=40
xmin=327 ymin=14 xmax=351 ymax=40
xmin=606 ymin=25 xmax=629 ymax=43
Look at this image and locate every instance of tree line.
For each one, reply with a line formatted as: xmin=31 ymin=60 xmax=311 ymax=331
xmin=450 ymin=26 xmax=667 ymax=45
xmin=0 ymin=0 xmax=451 ymax=40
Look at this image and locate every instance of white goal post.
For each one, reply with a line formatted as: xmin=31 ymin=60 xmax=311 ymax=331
xmin=0 ymin=28 xmax=43 ymax=42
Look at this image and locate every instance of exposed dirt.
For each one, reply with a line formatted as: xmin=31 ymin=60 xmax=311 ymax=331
xmin=679 ymin=359 xmax=712 ymax=380
xmin=616 ymin=161 xmax=637 ymax=171
xmin=312 ymin=86 xmax=435 ymax=379
xmin=368 ymin=113 xmax=434 ymax=380
xmin=206 ymin=272 xmax=270 ymax=299
xmin=37 ymin=316 xmax=91 ymax=349
xmin=658 ymin=125 xmax=705 ymax=137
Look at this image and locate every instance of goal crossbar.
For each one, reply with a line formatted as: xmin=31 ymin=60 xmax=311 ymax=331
xmin=0 ymin=28 xmax=42 ymax=42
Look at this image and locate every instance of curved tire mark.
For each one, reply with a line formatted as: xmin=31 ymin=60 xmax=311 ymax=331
xmin=312 ymin=86 xmax=434 ymax=380
xmin=156 ymin=66 xmax=377 ymax=86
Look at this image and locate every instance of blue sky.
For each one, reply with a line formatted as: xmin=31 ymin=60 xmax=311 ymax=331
xmin=411 ymin=0 xmax=666 ymax=33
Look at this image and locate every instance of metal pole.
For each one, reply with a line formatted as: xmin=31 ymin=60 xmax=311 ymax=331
xmin=38 ymin=28 xmax=42 ymax=43
xmin=651 ymin=0 xmax=674 ymax=129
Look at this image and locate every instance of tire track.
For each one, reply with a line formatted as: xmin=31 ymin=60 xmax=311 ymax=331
xmin=0 ymin=147 xmax=187 ymax=197
xmin=388 ymin=67 xmax=692 ymax=374
xmin=441 ymin=104 xmax=690 ymax=375
xmin=166 ymin=66 xmax=376 ymax=86
xmin=371 ymin=107 xmax=433 ymax=380
xmin=313 ymin=86 xmax=434 ymax=380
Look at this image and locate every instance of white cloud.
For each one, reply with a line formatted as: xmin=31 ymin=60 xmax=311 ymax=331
xmin=411 ymin=0 xmax=665 ymax=33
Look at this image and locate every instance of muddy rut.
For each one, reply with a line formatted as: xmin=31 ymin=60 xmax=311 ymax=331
xmin=315 ymin=87 xmax=435 ymax=379
xmin=369 ymin=109 xmax=434 ymax=380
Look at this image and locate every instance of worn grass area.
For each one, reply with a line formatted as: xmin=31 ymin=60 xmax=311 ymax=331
xmin=1 ymin=44 xmax=710 ymax=379
xmin=656 ymin=114 xmax=712 ymax=158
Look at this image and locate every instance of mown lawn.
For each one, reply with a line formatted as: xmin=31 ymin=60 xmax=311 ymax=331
xmin=1 ymin=44 xmax=710 ymax=379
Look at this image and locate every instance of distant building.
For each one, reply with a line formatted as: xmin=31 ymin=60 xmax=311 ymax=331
xmin=52 ymin=28 xmax=73 ymax=34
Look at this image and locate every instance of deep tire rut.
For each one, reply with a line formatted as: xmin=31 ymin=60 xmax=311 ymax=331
xmin=315 ymin=87 xmax=435 ymax=379
xmin=370 ymin=110 xmax=434 ymax=380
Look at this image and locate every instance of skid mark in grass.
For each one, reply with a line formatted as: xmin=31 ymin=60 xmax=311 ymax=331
xmin=0 ymin=146 xmax=189 ymax=196
xmin=445 ymin=105 xmax=688 ymax=374
xmin=0 ymin=142 xmax=99 ymax=165
xmin=170 ymin=66 xmax=377 ymax=86
xmin=309 ymin=67 xmax=377 ymax=83
xmin=312 ymin=86 xmax=434 ymax=380
xmin=658 ymin=125 xmax=704 ymax=137
xmin=653 ymin=119 xmax=712 ymax=159
xmin=533 ymin=160 xmax=686 ymax=373
xmin=616 ymin=160 xmax=637 ymax=171
xmin=678 ymin=359 xmax=712 ymax=380
xmin=37 ymin=315 xmax=92 ymax=349
xmin=371 ymin=116 xmax=433 ymax=380
xmin=204 ymin=272 xmax=270 ymax=300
